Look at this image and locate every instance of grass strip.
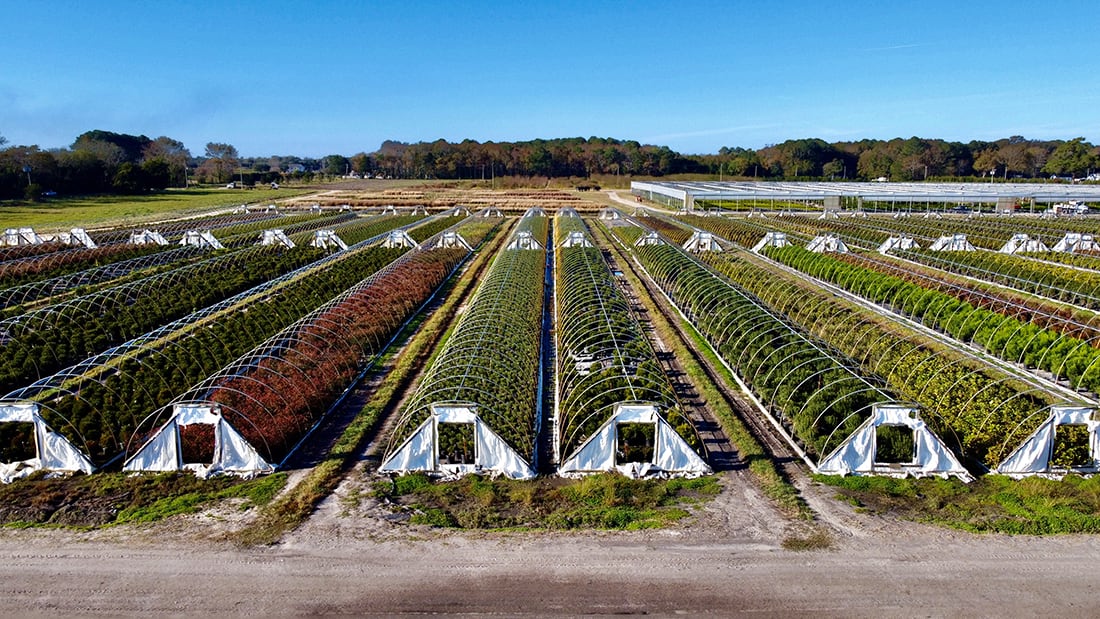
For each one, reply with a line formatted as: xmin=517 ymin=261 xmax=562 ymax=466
xmin=234 ymin=224 xmax=509 ymax=546
xmin=818 ymin=473 xmax=1100 ymax=534
xmin=374 ymin=473 xmax=719 ymax=530
xmin=592 ymin=222 xmax=812 ymax=520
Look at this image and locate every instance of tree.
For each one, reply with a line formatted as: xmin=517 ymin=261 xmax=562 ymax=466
xmin=322 ymin=154 xmax=349 ymax=176
xmin=204 ymin=142 xmax=239 ymax=183
xmin=143 ymin=137 xmax=191 ymax=187
xmin=350 ymin=152 xmax=371 ymax=175
xmin=0 ymin=133 xmax=7 ymax=148
xmin=1042 ymin=138 xmax=1096 ymax=178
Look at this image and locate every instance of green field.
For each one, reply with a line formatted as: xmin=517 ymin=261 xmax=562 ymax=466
xmin=0 ymin=187 xmax=315 ymax=230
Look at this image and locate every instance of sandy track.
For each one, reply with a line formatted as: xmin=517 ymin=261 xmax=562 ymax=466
xmin=0 ymin=525 xmax=1097 ymax=616
xmin=0 ymin=469 xmax=1097 ymax=616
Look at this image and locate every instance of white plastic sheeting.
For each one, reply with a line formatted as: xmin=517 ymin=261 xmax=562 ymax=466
xmin=995 ymin=406 xmax=1099 ymax=478
xmin=0 ymin=402 xmax=94 ymax=483
xmin=523 ymin=207 xmax=547 ymax=218
xmin=428 ymin=231 xmax=473 ymax=250
xmin=258 ymin=229 xmax=295 ymax=248
xmin=507 ymin=231 xmax=543 ymax=250
xmin=480 ymin=208 xmax=503 ymax=217
xmin=129 ymin=229 xmax=169 ymax=245
xmin=123 ymin=404 xmax=273 ymax=478
xmin=558 ymin=404 xmax=711 ymax=479
xmin=381 ymin=230 xmax=419 ymax=249
xmin=682 ymin=231 xmax=723 ymax=253
xmin=379 ymin=404 xmax=536 ymax=480
xmin=877 ymin=236 xmax=920 ymax=253
xmin=559 ymin=231 xmax=593 ymax=248
xmin=817 ymin=404 xmax=973 ymax=481
xmin=1 ymin=228 xmax=43 ymax=246
xmin=999 ymin=234 xmax=1049 ymax=254
xmin=1052 ymin=233 xmax=1100 ymax=253
xmin=599 ymin=208 xmax=622 ymax=220
xmin=634 ymin=231 xmax=665 ymax=246
xmin=751 ymin=232 xmax=790 ymax=253
xmin=46 ymin=228 xmax=97 ymax=249
xmin=179 ymin=230 xmax=224 ymax=250
xmin=310 ymin=229 xmax=348 ymax=251
xmin=928 ymin=234 xmax=976 ymax=251
xmin=806 ymin=234 xmax=849 ymax=254
xmin=448 ymin=207 xmax=471 ymax=216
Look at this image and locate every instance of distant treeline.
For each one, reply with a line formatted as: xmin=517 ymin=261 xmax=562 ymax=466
xmin=2 ymin=130 xmax=1097 ymax=201
xmin=363 ymin=136 xmax=1099 ymax=182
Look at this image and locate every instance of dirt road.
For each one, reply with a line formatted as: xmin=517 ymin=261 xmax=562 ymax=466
xmin=0 ymin=526 xmax=1097 ymax=616
xmin=0 ymin=470 xmax=1097 ymax=617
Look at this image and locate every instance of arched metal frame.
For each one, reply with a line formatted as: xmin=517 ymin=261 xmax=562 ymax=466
xmin=384 ymin=216 xmax=547 ymax=465
xmin=553 ymin=214 xmax=686 ymax=464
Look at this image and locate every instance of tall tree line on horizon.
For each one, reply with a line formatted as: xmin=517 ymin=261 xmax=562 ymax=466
xmin=1 ymin=130 xmax=1098 ymax=201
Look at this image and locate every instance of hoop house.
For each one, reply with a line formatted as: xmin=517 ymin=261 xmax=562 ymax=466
xmin=554 ymin=215 xmax=708 ymax=477
xmin=381 ymin=215 xmax=548 ymax=479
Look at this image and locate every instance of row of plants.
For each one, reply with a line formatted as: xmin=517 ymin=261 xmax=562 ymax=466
xmin=609 ymin=224 xmax=888 ymax=459
xmin=384 ymin=215 xmax=548 ymax=464
xmin=554 ymin=214 xmax=693 ymax=461
xmin=698 ymin=249 xmax=1057 ymax=466
xmin=16 ymin=244 xmax=412 ymax=463
xmin=0 ymin=215 xmax=434 ymax=397
xmin=902 ymin=249 xmax=1100 ymax=311
xmin=0 ymin=211 xmax=280 ymax=265
xmin=763 ymin=245 xmax=1100 ymax=396
xmin=199 ymin=244 xmax=474 ymax=464
xmin=0 ymin=213 xmax=352 ymax=310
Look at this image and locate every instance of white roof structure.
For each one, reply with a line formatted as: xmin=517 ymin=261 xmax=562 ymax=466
xmin=258 ymin=229 xmax=295 ymax=248
xmin=310 ymin=229 xmax=348 ymax=251
xmin=877 ymin=236 xmax=920 ymax=253
xmin=1 ymin=228 xmax=43 ymax=247
xmin=999 ymin=234 xmax=1049 ymax=254
xmin=124 ymin=403 xmax=274 ymax=478
xmin=479 ymin=208 xmax=503 ymax=217
xmin=995 ymin=405 xmax=1099 ymax=478
xmin=599 ymin=207 xmax=622 ymax=220
xmin=0 ymin=402 xmax=94 ymax=483
xmin=129 ymin=229 xmax=169 ymax=245
xmin=817 ymin=404 xmax=972 ymax=481
xmin=806 ymin=234 xmax=849 ymax=253
xmin=928 ymin=234 xmax=976 ymax=251
xmin=523 ymin=207 xmax=547 ymax=218
xmin=558 ymin=404 xmax=711 ymax=479
xmin=381 ymin=229 xmax=419 ymax=249
xmin=1052 ymin=233 xmax=1100 ymax=253
xmin=751 ymin=231 xmax=790 ymax=253
xmin=410 ymin=205 xmax=429 ymax=216
xmin=447 ymin=207 xmax=471 ymax=216
xmin=632 ymin=180 xmax=1100 ymax=210
xmin=682 ymin=230 xmax=723 ymax=253
xmin=381 ymin=205 xmax=398 ymax=215
xmin=507 ymin=230 xmax=543 ymax=250
xmin=379 ymin=404 xmax=536 ymax=480
xmin=179 ymin=230 xmax=224 ymax=250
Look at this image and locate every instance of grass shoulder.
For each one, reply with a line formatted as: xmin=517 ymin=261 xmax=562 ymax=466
xmin=374 ymin=473 xmax=719 ymax=530
xmin=817 ymin=473 xmax=1100 ymax=534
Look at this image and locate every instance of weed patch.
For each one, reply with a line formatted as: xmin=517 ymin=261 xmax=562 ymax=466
xmin=817 ymin=474 xmax=1100 ymax=534
xmin=375 ymin=473 xmax=719 ymax=530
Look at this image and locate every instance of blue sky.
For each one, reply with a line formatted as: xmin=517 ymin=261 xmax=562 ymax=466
xmin=1 ymin=1 xmax=1096 ymax=157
